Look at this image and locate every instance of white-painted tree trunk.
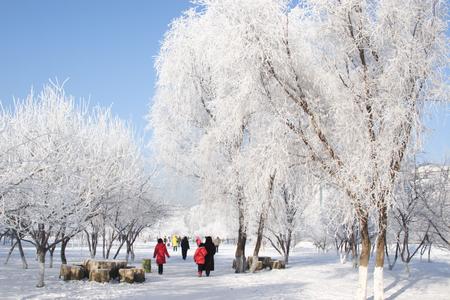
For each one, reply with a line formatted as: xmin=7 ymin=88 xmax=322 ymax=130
xmin=249 ymin=256 xmax=259 ymax=273
xmin=404 ymin=262 xmax=410 ymax=277
xmin=374 ymin=266 xmax=384 ymax=300
xmin=356 ymin=265 xmax=368 ymax=300
xmin=340 ymin=252 xmax=347 ymax=264
xmin=36 ymin=251 xmax=45 ymax=288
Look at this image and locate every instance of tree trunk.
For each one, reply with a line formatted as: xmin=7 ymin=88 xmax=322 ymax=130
xmin=235 ymin=229 xmax=247 ymax=273
xmin=4 ymin=240 xmax=18 ymax=265
xmin=250 ymin=211 xmax=265 ymax=272
xmin=85 ymin=230 xmax=98 ymax=258
xmin=102 ymin=226 xmax=106 ymax=259
xmin=106 ymin=230 xmax=118 ymax=259
xmin=91 ymin=233 xmax=98 ymax=258
xmin=374 ymin=206 xmax=387 ymax=300
xmin=48 ymin=245 xmax=56 ymax=268
xmin=340 ymin=250 xmax=347 ymax=264
xmin=235 ymin=193 xmax=247 ymax=273
xmin=113 ymin=239 xmax=126 ymax=259
xmin=420 ymin=235 xmax=429 ymax=262
xmin=131 ymin=245 xmax=135 ymax=264
xmin=106 ymin=238 xmax=114 ymax=259
xmin=351 ymin=229 xmax=358 ymax=269
xmin=36 ymin=247 xmax=46 ymax=288
xmin=253 ymin=212 xmax=265 ymax=257
xmin=85 ymin=230 xmax=92 ymax=257
xmin=386 ymin=237 xmax=399 ymax=271
xmin=125 ymin=240 xmax=131 ymax=264
xmin=285 ymin=229 xmax=292 ymax=265
xmin=251 ymin=172 xmax=275 ymax=272
xmin=60 ymin=237 xmax=69 ymax=265
xmin=357 ymin=216 xmax=370 ymax=300
xmin=49 ymin=250 xmax=54 ymax=268
xmin=16 ymin=238 xmax=28 ymax=269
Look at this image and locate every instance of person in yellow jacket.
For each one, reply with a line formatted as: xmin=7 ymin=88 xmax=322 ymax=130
xmin=172 ymin=235 xmax=179 ymax=252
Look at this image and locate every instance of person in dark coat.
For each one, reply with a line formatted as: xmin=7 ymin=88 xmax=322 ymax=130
xmin=181 ymin=236 xmax=190 ymax=260
xmin=204 ymin=236 xmax=216 ymax=276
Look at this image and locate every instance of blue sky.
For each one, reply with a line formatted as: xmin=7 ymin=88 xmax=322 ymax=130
xmin=0 ymin=0 xmax=448 ymax=162
xmin=0 ymin=0 xmax=192 ymax=135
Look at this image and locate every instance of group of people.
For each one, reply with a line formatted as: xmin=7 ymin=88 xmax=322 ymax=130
xmin=153 ymin=235 xmax=222 ymax=277
xmin=195 ymin=236 xmax=221 ymax=252
xmin=162 ymin=235 xmax=181 ymax=252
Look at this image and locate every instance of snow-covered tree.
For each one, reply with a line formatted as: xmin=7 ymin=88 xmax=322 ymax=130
xmin=419 ymin=164 xmax=450 ymax=249
xmin=386 ymin=160 xmax=431 ymax=271
xmin=0 ymin=84 xmax=163 ymax=287
xmin=150 ymin=9 xmax=255 ymax=273
xmin=265 ymin=169 xmax=312 ymax=264
xmin=0 ymin=85 xmax=101 ymax=286
xmin=150 ymin=1 xmax=447 ymax=298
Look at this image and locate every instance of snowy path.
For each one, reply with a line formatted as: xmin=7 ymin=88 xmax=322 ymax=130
xmin=1 ymin=243 xmax=449 ymax=299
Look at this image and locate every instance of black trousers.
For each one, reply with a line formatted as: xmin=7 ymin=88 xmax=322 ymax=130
xmin=198 ymin=264 xmax=204 ymax=273
xmin=158 ymin=264 xmax=163 ymax=274
xmin=182 ymin=248 xmax=188 ymax=260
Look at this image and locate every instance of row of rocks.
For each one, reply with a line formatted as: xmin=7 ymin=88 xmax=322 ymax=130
xmin=60 ymin=259 xmax=148 ymax=283
xmin=246 ymin=256 xmax=286 ymax=271
xmin=232 ymin=256 xmax=286 ymax=271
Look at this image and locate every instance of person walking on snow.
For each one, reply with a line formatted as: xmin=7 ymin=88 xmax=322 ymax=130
xmin=153 ymin=238 xmax=170 ymax=275
xmin=204 ymin=236 xmax=216 ymax=276
xmin=213 ymin=236 xmax=221 ymax=253
xmin=172 ymin=235 xmax=179 ymax=252
xmin=194 ymin=243 xmax=208 ymax=277
xmin=195 ymin=236 xmax=201 ymax=246
xmin=181 ymin=236 xmax=190 ymax=260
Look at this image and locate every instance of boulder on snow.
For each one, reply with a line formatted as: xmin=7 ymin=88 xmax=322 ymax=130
xmin=118 ymin=267 xmax=145 ymax=283
xmin=255 ymin=261 xmax=263 ymax=271
xmin=260 ymin=257 xmax=273 ymax=270
xmin=84 ymin=259 xmax=127 ymax=279
xmin=247 ymin=256 xmax=273 ymax=271
xmin=271 ymin=260 xmax=286 ymax=269
xmin=142 ymin=258 xmax=152 ymax=273
xmin=89 ymin=269 xmax=110 ymax=283
xmin=60 ymin=264 xmax=86 ymax=280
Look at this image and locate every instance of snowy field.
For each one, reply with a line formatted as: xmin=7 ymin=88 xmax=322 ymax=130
xmin=1 ymin=242 xmax=449 ymax=300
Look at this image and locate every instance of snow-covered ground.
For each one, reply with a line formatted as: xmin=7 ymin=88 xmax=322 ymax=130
xmin=1 ymin=242 xmax=449 ymax=299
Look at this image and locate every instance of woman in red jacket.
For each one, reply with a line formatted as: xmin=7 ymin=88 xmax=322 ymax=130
xmin=153 ymin=238 xmax=170 ymax=274
xmin=194 ymin=243 xmax=208 ymax=277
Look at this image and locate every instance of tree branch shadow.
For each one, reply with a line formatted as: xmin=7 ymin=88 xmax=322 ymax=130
xmin=381 ymin=260 xmax=450 ymax=300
